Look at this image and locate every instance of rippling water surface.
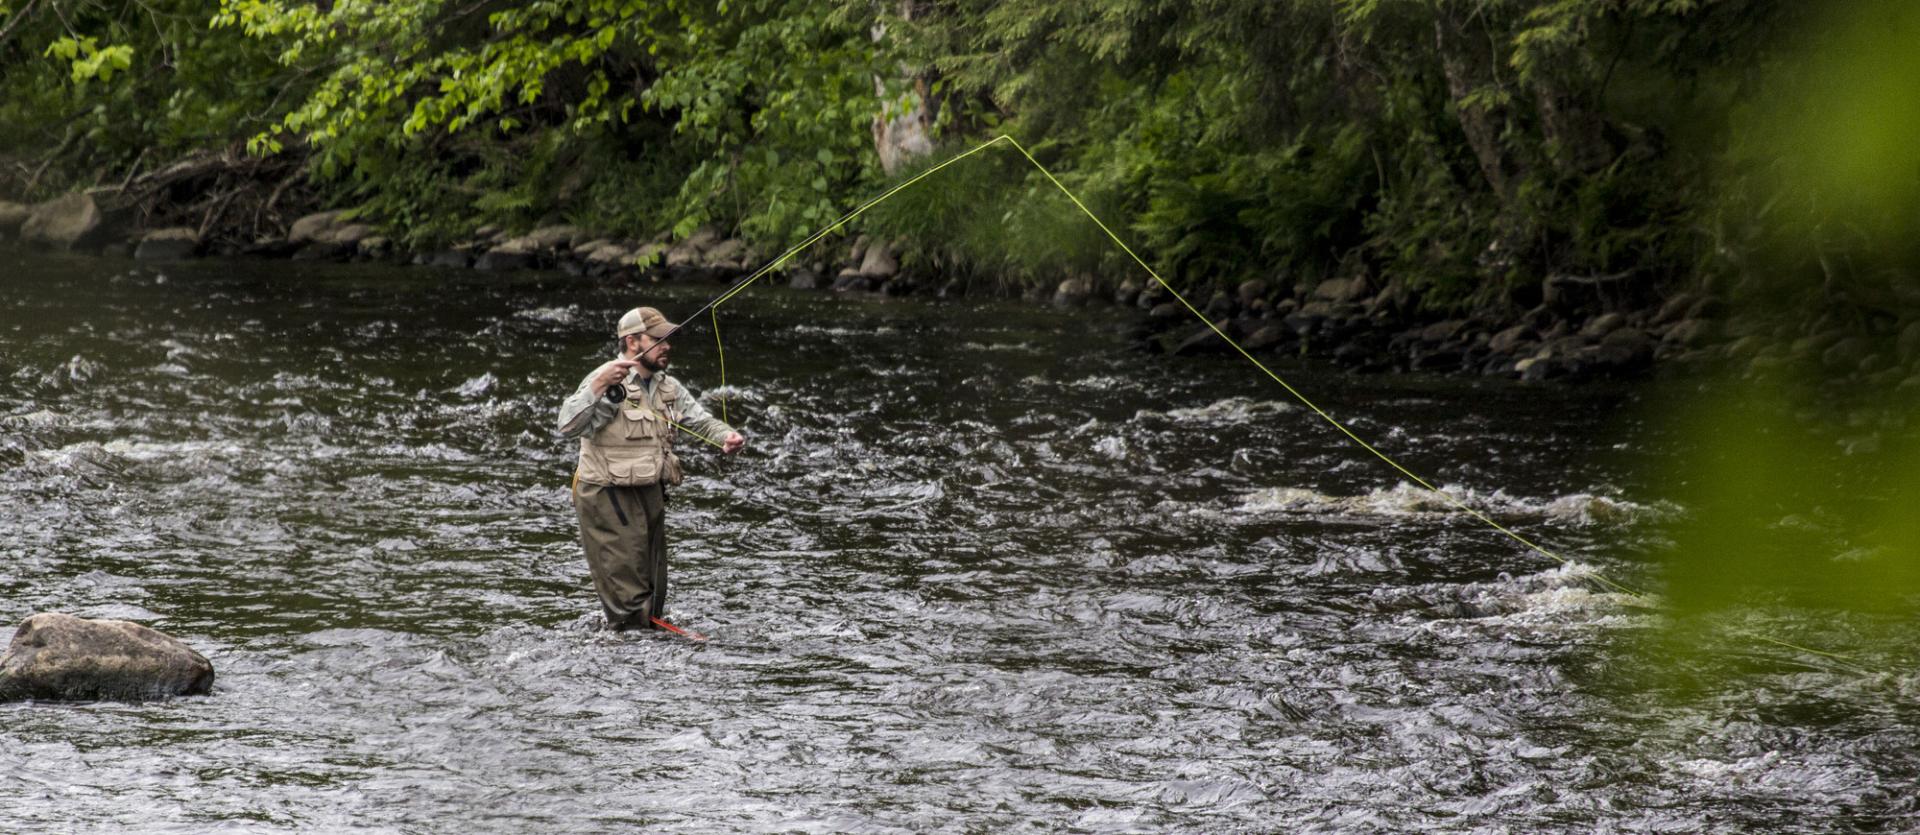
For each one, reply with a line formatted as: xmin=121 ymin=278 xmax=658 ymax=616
xmin=3 ymin=249 xmax=1916 ymax=832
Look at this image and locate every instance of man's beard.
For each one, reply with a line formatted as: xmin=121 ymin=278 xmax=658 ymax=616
xmin=639 ymin=351 xmax=669 ymax=372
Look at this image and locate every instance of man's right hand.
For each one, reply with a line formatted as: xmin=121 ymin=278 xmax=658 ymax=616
xmin=593 ymin=359 xmax=641 ymax=394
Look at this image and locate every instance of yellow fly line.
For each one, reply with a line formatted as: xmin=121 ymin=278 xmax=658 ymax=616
xmin=665 ymin=134 xmax=1858 ymax=664
xmin=712 ymin=307 xmax=729 ymax=426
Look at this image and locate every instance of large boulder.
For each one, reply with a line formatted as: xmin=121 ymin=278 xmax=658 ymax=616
xmin=21 ymin=193 xmax=115 ymax=251
xmin=0 ymin=612 xmax=213 ymax=702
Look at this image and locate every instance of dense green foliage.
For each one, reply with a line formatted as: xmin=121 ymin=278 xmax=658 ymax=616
xmin=875 ymin=0 xmax=1818 ymax=301
xmin=202 ymin=0 xmax=886 ymax=244
xmin=0 ymin=0 xmax=287 ymax=190
xmin=2 ymin=0 xmax=1915 ymax=308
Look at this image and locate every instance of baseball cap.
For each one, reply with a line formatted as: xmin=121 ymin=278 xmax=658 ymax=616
xmin=616 ymin=306 xmax=677 ymax=339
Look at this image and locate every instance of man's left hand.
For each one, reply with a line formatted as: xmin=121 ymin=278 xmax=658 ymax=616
xmin=721 ymin=432 xmax=746 ymax=455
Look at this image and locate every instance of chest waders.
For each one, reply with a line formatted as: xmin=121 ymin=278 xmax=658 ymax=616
xmin=572 ymin=375 xmax=686 ymax=630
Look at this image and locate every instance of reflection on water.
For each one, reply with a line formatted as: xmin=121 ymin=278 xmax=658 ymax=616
xmin=2 ymin=249 xmax=1915 ymax=832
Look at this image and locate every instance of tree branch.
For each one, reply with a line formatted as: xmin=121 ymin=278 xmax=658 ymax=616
xmin=0 ymin=0 xmax=44 ymax=52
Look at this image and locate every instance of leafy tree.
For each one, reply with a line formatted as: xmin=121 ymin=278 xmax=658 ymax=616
xmin=0 ymin=0 xmax=288 ymax=198
xmin=210 ymin=0 xmax=889 ymax=245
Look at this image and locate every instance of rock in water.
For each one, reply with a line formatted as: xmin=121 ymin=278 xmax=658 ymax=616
xmin=134 ymin=227 xmax=201 ymax=261
xmin=21 ymin=193 xmax=109 ymax=251
xmin=0 ymin=612 xmax=213 ymax=702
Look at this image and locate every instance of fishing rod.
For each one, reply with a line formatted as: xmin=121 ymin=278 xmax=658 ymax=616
xmin=649 ymin=135 xmax=1016 ymax=348
xmin=651 ymin=252 xmax=784 ymax=348
xmin=610 ymin=133 xmax=1863 ymax=667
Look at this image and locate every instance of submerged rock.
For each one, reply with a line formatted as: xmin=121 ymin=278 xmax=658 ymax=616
xmin=0 ymin=612 xmax=213 ymax=702
xmin=134 ymin=227 xmax=201 ymax=261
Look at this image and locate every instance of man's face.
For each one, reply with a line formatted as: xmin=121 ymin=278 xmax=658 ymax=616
xmin=635 ymin=334 xmax=671 ymax=370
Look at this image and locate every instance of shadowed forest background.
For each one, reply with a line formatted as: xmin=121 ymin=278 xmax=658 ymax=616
xmin=2 ymin=0 xmax=1916 ymax=317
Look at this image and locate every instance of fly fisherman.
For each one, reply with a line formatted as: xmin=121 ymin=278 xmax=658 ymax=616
xmin=558 ymin=306 xmax=746 ymax=631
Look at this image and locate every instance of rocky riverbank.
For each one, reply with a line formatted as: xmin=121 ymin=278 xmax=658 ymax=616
xmin=6 ymin=190 xmax=1919 ymax=393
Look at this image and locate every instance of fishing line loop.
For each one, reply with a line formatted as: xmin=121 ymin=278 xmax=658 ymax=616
xmin=654 ymin=133 xmax=1857 ymax=664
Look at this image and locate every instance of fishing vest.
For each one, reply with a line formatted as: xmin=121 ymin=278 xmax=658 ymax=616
xmin=575 ymin=372 xmax=686 ymax=487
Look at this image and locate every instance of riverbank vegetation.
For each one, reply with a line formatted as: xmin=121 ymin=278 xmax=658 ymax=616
xmin=2 ymin=1 xmax=1915 ymax=327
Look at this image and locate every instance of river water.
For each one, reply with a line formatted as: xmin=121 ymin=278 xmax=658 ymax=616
xmin=2 ymin=249 xmax=1915 ymax=832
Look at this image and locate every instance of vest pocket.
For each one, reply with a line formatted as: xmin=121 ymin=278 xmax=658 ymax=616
xmin=608 ymin=456 xmax=660 ymax=485
xmin=621 ymin=408 xmax=656 ymax=440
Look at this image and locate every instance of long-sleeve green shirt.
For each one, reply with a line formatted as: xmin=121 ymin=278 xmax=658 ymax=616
xmin=557 ymin=358 xmax=734 ymax=445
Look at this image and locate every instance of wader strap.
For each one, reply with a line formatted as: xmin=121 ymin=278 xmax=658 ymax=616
xmin=606 ymin=487 xmax=630 ymax=527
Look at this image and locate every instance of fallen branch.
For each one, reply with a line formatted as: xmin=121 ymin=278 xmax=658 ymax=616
xmin=197 ymin=183 xmax=240 ymax=241
xmin=256 ymin=165 xmax=307 ymax=236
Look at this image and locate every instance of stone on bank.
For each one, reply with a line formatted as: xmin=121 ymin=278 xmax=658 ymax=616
xmin=0 ymin=612 xmax=214 ymax=702
xmin=20 ymin=193 xmax=122 ymax=251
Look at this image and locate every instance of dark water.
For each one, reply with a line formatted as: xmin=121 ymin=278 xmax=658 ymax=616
xmin=3 ymin=249 xmax=1916 ymax=832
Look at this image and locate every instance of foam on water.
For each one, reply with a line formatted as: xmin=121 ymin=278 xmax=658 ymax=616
xmin=1234 ymin=481 xmax=1673 ymax=526
xmin=1135 ymin=395 xmax=1297 ymax=424
xmin=3 ymin=252 xmax=1913 ymax=833
xmin=515 ymin=305 xmax=579 ymax=324
xmin=961 ymin=340 xmax=1041 ymax=354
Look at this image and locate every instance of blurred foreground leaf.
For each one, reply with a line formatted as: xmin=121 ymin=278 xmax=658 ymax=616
xmin=1658 ymin=379 xmax=1920 ymax=615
